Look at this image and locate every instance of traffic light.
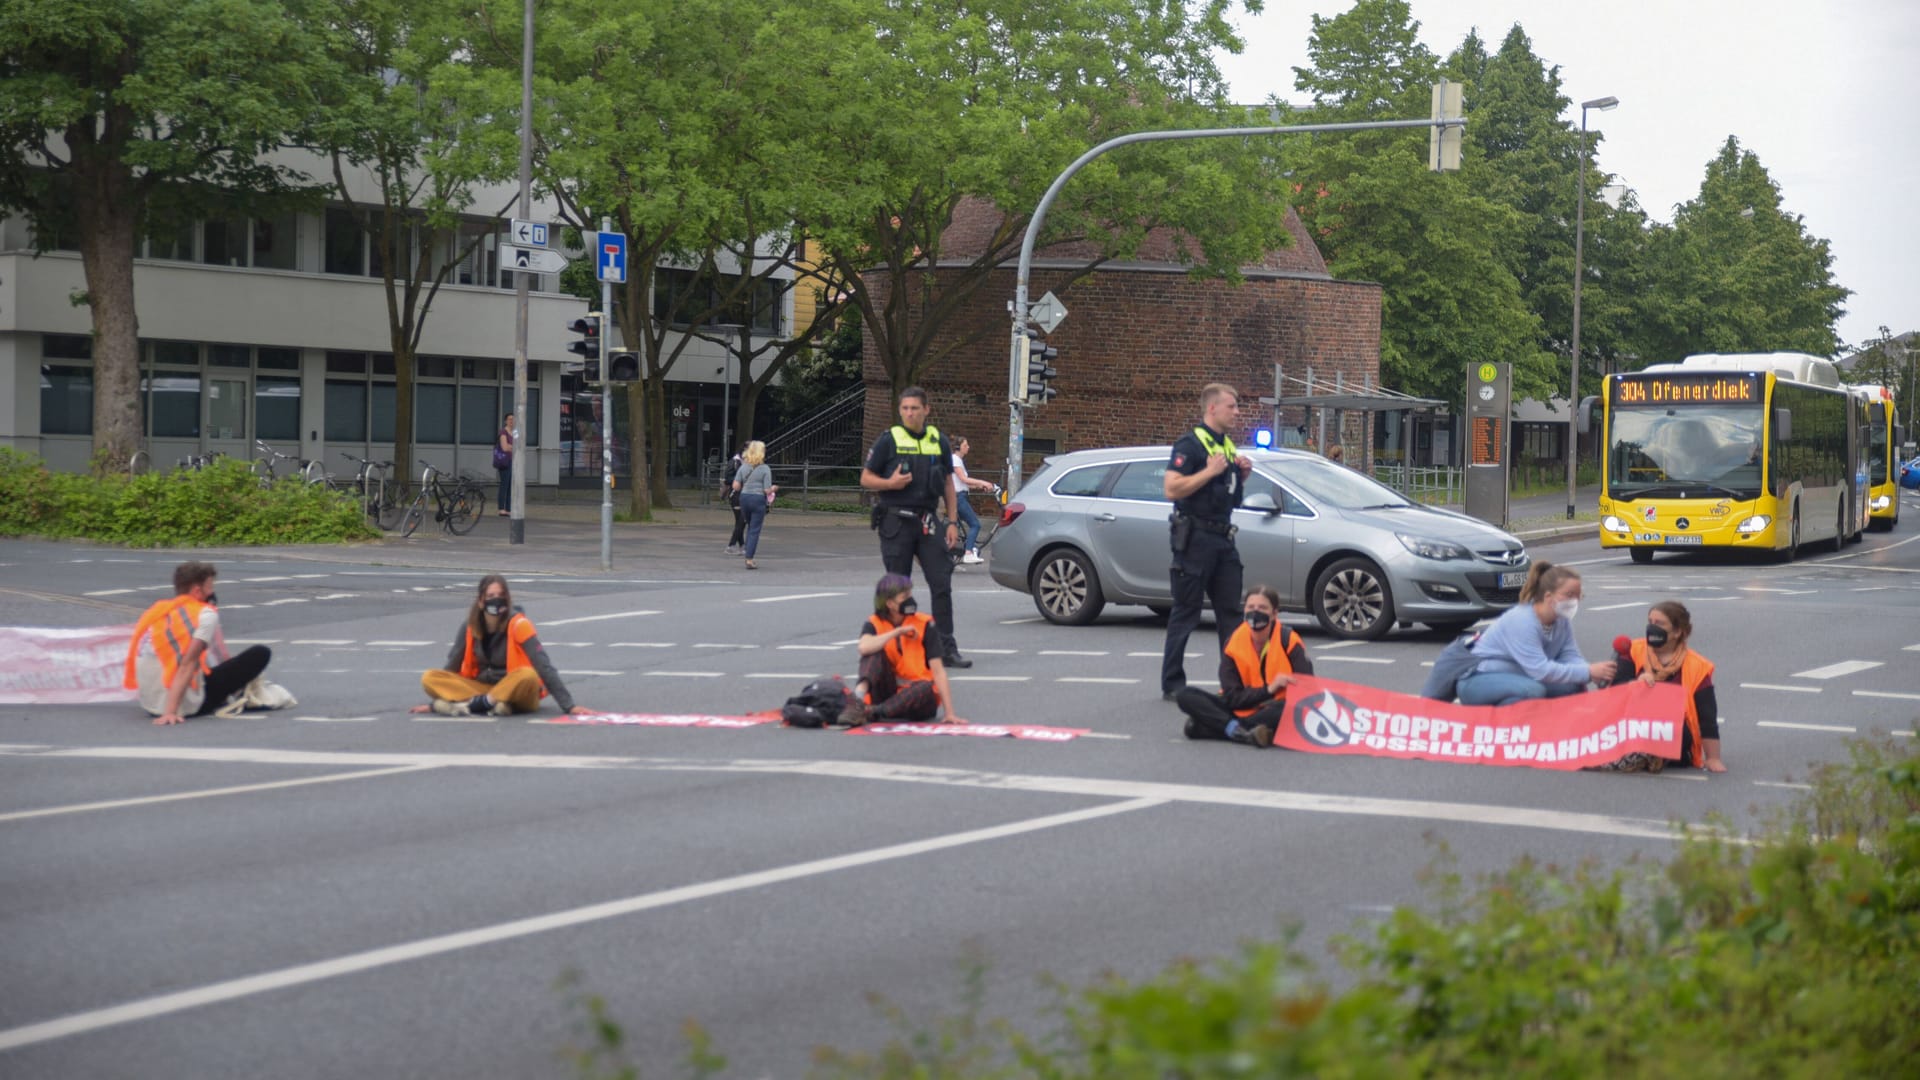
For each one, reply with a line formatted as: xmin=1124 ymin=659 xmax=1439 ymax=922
xmin=607 ymin=351 xmax=639 ymax=383
xmin=1021 ymin=326 xmax=1059 ymax=407
xmin=567 ymin=312 xmax=601 ymax=361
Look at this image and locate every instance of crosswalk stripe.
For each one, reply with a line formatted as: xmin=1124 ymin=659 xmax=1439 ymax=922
xmin=1739 ymin=683 xmax=1822 ymax=694
xmin=1757 ymin=720 xmax=1855 ymax=733
xmin=1853 ymin=690 xmax=1920 ymax=701
xmin=1790 ymin=660 xmax=1884 ymax=680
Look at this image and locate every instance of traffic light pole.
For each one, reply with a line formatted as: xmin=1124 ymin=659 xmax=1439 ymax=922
xmin=1004 ymin=113 xmax=1462 ymax=496
xmin=600 ymin=217 xmax=614 ymax=571
xmin=508 ymin=0 xmax=534 ymax=545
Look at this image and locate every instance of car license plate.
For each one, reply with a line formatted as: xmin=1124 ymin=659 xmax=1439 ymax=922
xmin=1498 ymin=570 xmax=1527 ymax=588
xmin=1665 ymin=534 xmax=1702 ymax=545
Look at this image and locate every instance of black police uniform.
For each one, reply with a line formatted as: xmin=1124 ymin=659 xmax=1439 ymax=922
xmin=1160 ymin=423 xmax=1245 ymax=696
xmin=866 ymin=422 xmax=968 ymax=665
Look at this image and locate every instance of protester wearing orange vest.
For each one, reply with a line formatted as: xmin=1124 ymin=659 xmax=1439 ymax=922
xmin=125 ymin=561 xmax=272 ymax=725
xmin=1600 ymin=600 xmax=1723 ymax=773
xmin=1174 ymin=584 xmax=1312 ymax=748
xmin=409 ymin=574 xmax=596 ymax=717
xmin=841 ymin=574 xmax=967 ymax=727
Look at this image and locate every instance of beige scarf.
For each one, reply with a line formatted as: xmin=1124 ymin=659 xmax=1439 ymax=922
xmin=1645 ymin=642 xmax=1687 ymax=682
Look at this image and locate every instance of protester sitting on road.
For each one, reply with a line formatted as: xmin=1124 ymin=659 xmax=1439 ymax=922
xmin=1454 ymin=561 xmax=1614 ymax=706
xmin=125 ymin=561 xmax=273 ymax=726
xmin=841 ymin=574 xmax=966 ymax=727
xmin=1593 ymin=600 xmax=1724 ymax=774
xmin=1174 ymin=584 xmax=1312 ymax=749
xmin=411 ymin=574 xmax=595 ymax=717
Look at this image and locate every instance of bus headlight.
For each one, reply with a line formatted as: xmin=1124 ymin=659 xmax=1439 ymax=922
xmin=1602 ymin=515 xmax=1629 ymax=532
xmin=1871 ymin=495 xmax=1891 ymax=511
xmin=1735 ymin=515 xmax=1771 ymax=534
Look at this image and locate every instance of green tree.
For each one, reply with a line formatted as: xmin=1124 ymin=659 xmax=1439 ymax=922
xmin=1283 ymin=0 xmax=1551 ymax=405
xmin=1631 ymin=136 xmax=1850 ymax=364
xmin=317 ymin=0 xmax=517 ymax=488
xmin=0 ymin=0 xmax=336 ymax=470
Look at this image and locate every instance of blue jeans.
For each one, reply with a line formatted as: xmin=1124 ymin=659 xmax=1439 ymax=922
xmin=740 ymin=492 xmax=768 ymax=558
xmin=955 ymin=495 xmax=981 ymax=551
xmin=1456 ymin=670 xmax=1587 ymax=707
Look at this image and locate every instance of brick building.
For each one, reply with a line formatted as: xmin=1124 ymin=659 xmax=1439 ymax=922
xmin=859 ymin=198 xmax=1383 ymax=482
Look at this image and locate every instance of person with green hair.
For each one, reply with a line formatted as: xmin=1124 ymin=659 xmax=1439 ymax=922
xmin=841 ymin=574 xmax=967 ymax=727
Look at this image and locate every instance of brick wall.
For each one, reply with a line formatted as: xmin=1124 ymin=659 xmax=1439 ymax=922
xmin=860 ymin=266 xmax=1383 ymax=484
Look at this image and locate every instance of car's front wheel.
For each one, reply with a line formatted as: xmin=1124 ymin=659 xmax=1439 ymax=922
xmin=1312 ymin=556 xmax=1395 ymax=640
xmin=1030 ymin=548 xmax=1105 ymax=625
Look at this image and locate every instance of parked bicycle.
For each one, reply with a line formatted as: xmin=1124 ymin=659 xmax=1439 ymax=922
xmin=399 ymin=464 xmax=486 ymax=537
xmin=334 ymin=452 xmax=403 ymax=530
xmin=129 ymin=450 xmax=152 ymax=476
xmin=252 ymin=439 xmax=324 ymax=486
xmin=176 ymin=450 xmax=227 ymax=471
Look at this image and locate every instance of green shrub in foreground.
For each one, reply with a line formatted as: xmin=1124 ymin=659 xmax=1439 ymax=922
xmin=0 ymin=449 xmax=378 ymax=546
xmin=569 ymin=737 xmax=1920 ymax=1077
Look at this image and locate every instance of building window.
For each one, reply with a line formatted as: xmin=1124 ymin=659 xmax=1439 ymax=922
xmin=326 ymin=350 xmax=368 ymax=374
xmin=257 ymin=376 xmax=301 ymax=441
xmin=146 ymin=373 xmax=202 ymax=438
xmin=253 ymin=213 xmax=298 ymax=270
xmin=43 ymin=334 xmax=92 ymax=360
xmin=208 ymin=344 xmax=251 ymax=368
xmin=372 ymin=383 xmax=396 ymax=443
xmin=257 ymin=347 xmax=300 ymax=370
xmin=416 ymin=383 xmax=456 ymax=443
xmin=40 ymin=365 xmax=93 ymax=435
xmin=460 ymin=385 xmax=500 ymax=445
xmin=151 ymin=340 xmax=199 ymax=367
xmin=325 ymin=380 xmax=368 ymax=442
xmin=202 ymin=218 xmax=249 ymax=267
xmin=416 ymin=355 xmax=455 ymax=379
xmin=145 ymin=220 xmax=195 ymax=261
xmin=324 ymin=208 xmax=364 ymax=276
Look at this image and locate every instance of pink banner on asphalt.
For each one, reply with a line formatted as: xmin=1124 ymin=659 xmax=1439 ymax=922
xmin=844 ymin=722 xmax=1089 ymax=742
xmin=0 ymin=625 xmax=138 ymax=704
xmin=547 ymin=712 xmax=782 ymax=728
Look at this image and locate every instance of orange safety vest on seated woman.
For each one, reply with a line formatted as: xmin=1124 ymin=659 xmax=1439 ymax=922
xmin=123 ymin=595 xmax=212 ymax=692
xmin=1222 ymin=621 xmax=1300 ymax=718
xmin=1629 ymin=638 xmax=1713 ymax=767
xmin=865 ymin=612 xmax=938 ymax=702
xmin=460 ymin=612 xmax=548 ymax=699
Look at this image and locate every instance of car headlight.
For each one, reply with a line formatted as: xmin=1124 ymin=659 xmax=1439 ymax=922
xmin=1735 ymin=515 xmax=1771 ymax=534
xmin=1602 ymin=515 xmax=1629 ymax=532
xmin=1396 ymin=533 xmax=1471 ymax=560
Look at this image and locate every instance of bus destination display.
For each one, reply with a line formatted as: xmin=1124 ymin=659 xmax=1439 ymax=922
xmin=1612 ymin=373 xmax=1760 ymax=406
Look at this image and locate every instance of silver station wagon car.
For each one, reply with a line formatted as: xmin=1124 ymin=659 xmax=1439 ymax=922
xmin=987 ymin=446 xmax=1532 ymax=639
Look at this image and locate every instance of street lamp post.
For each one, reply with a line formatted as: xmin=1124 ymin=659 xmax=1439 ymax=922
xmin=1567 ymin=95 xmax=1619 ymax=520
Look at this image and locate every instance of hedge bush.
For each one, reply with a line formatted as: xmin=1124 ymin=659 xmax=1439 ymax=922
xmin=570 ymin=737 xmax=1920 ymax=1077
xmin=0 ymin=449 xmax=379 ymax=546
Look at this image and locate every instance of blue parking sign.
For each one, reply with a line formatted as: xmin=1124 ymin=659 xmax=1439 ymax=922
xmin=596 ymin=232 xmax=627 ymax=284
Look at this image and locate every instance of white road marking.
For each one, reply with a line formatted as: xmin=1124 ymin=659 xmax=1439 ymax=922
xmin=1587 ymin=601 xmax=1649 ymax=612
xmin=0 ymin=765 xmax=433 ymax=824
xmin=1904 ymin=643 xmax=1920 ymax=652
xmin=261 ymin=598 xmax=308 ymax=606
xmin=296 ymin=716 xmax=378 ymax=723
xmin=646 ymin=671 xmax=725 ymax=678
xmin=1040 ymin=650 xmax=1108 ymax=657
xmin=1757 ymin=721 xmax=1856 ymax=733
xmin=1753 ymin=781 xmax=1813 ymax=791
xmin=0 ymin=797 xmax=1162 ymax=1054
xmin=1896 ymin=731 xmax=1915 ymax=739
xmin=239 ymin=576 xmax=291 ymax=582
xmin=291 ymin=574 xmax=328 ymax=579
xmin=1315 ymin=656 xmax=1396 ymax=665
xmin=609 ymin=643 xmax=673 ymax=648
xmin=743 ymin=673 xmax=833 ymax=680
xmin=1000 ymin=617 xmax=1043 ymax=625
xmin=965 ymin=648 xmax=1019 ymax=655
xmin=557 ymin=670 xmax=621 ymax=677
xmin=365 ymin=640 xmax=432 ymax=647
xmin=1738 ymin=586 xmax=1815 ymax=595
xmin=692 ymin=643 xmax=743 ymax=649
xmin=291 ymin=640 xmax=353 ymax=646
xmin=1126 ymin=651 xmax=1162 ymax=658
xmin=540 ymin=610 xmax=664 ymax=627
xmin=1058 ymin=677 xmax=1138 ymax=684
xmin=1314 ymin=640 xmax=1368 ymax=650
xmin=82 ymin=589 xmax=135 ymax=597
xmin=949 ymin=675 xmax=1032 ymax=682
xmin=1079 ymin=732 xmax=1132 ymax=740
xmin=1658 ymin=773 xmax=1708 ymax=782
xmin=224 ymin=639 xmax=281 ymax=646
xmin=743 ymin=592 xmax=846 ymax=604
xmin=777 ymin=645 xmax=842 ymax=651
xmin=1739 ymin=683 xmax=1822 ymax=694
xmin=313 ymin=593 xmax=358 ymax=601
xmin=1853 ymin=689 xmax=1920 ymax=701
xmin=1791 ymin=660 xmax=1884 ymax=680
xmin=411 ymin=714 xmax=497 ymax=723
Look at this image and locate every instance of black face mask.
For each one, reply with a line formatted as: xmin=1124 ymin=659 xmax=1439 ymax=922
xmin=897 ymin=597 xmax=918 ymax=617
xmin=204 ymin=592 xmax=218 ymax=607
xmin=484 ymin=598 xmax=509 ymax=617
xmin=1645 ymin=624 xmax=1669 ymax=648
xmin=1244 ymin=611 xmax=1273 ymax=631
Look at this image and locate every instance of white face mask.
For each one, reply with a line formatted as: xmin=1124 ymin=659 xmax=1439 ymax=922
xmin=1553 ymin=598 xmax=1579 ymax=620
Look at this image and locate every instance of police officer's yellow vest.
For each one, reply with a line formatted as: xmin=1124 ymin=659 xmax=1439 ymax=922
xmin=890 ymin=424 xmax=944 ymax=456
xmin=1193 ymin=426 xmax=1237 ymax=461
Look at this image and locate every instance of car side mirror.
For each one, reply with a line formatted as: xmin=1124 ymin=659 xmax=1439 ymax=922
xmin=1242 ymin=493 xmax=1280 ymax=515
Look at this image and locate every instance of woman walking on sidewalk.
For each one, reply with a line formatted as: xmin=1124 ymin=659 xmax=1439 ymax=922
xmin=731 ymin=440 xmax=777 ymax=570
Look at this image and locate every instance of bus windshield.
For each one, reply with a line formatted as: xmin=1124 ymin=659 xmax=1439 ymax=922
xmin=1607 ymin=404 xmax=1764 ymax=498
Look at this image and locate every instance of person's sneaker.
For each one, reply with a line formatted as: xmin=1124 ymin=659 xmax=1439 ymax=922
xmin=961 ymin=551 xmax=984 ymax=565
xmin=724 ymin=544 xmax=741 ymax=554
xmin=839 ymin=698 xmax=869 ymax=728
xmin=942 ymin=650 xmax=973 ymax=669
xmin=1247 ymin=724 xmax=1274 ymax=749
xmin=489 ymin=700 xmax=514 ymax=717
xmin=430 ymin=698 xmax=470 ymax=716
xmin=1182 ymin=718 xmax=1205 ymax=740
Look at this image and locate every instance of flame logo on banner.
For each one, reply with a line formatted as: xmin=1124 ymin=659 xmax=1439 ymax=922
xmin=1294 ymin=690 xmax=1355 ymax=748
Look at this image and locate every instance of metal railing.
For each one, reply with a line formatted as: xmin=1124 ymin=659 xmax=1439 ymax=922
xmin=762 ymin=383 xmax=866 ymax=465
xmin=701 ymin=460 xmax=1009 ymax=516
xmin=1372 ymin=462 xmax=1461 ymax=506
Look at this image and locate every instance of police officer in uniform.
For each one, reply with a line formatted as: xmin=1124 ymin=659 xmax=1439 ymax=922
xmin=860 ymin=386 xmax=971 ymax=668
xmin=1161 ymin=382 xmax=1251 ymax=698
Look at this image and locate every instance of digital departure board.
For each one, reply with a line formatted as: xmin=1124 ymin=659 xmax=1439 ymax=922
xmin=1611 ymin=373 xmax=1761 ymax=405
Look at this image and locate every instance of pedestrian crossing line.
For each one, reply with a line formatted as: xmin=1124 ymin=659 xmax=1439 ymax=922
xmin=966 ymin=648 xmax=1020 ymax=655
xmin=365 ymin=641 xmax=432 ymax=647
xmin=1040 ymin=650 xmax=1108 ymax=657
xmin=411 ymin=714 xmax=497 ymax=723
xmin=557 ymin=670 xmax=622 ymax=677
xmin=239 ymin=576 xmax=292 ymax=582
xmin=1738 ymin=586 xmax=1815 ymax=595
xmin=743 ymin=672 xmax=837 ymax=680
xmin=645 ymin=671 xmax=725 ymax=678
xmin=225 ymin=639 xmax=282 ymax=646
xmin=693 ymin=643 xmax=745 ymax=649
xmin=1587 ymin=601 xmax=1649 ymax=612
xmin=1757 ymin=720 xmax=1856 ymax=733
xmin=313 ymin=593 xmax=358 ymax=601
xmin=261 ymin=598 xmax=308 ymax=606
xmin=609 ymin=643 xmax=673 ymax=648
xmin=291 ymin=640 xmax=353 ymax=646
xmin=541 ymin=610 xmax=664 ymax=627
xmin=949 ymin=675 xmax=1031 ymax=683
xmin=1315 ymin=656 xmax=1395 ymax=665
xmin=1904 ymin=643 xmax=1920 ymax=652
xmin=1315 ymin=640 xmax=1369 ymax=651
xmin=1740 ymin=683 xmax=1823 ymax=694
xmin=1058 ymin=677 xmax=1139 ymax=685
xmin=1791 ymin=660 xmax=1884 ymax=680
xmin=777 ymin=645 xmax=842 ymax=651
xmin=1079 ymin=732 xmax=1132 ymax=740
xmin=295 ymin=716 xmax=378 ymax=723
xmin=82 ymin=588 xmax=135 ymax=597
xmin=1853 ymin=690 xmax=1920 ymax=702
xmin=744 ymin=592 xmax=847 ymax=604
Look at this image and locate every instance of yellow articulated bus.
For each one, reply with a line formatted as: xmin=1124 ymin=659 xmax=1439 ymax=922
xmin=1595 ymin=352 xmax=1867 ymax=564
xmin=1850 ymin=383 xmax=1903 ymax=530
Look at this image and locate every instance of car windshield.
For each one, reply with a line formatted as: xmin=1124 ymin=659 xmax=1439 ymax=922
xmin=1270 ymin=457 xmax=1413 ymax=509
xmin=1607 ymin=404 xmax=1763 ymax=498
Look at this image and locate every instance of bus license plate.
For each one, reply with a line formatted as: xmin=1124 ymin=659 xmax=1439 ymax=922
xmin=1665 ymin=534 xmax=1703 ymax=545
xmin=1499 ymin=570 xmax=1527 ymax=588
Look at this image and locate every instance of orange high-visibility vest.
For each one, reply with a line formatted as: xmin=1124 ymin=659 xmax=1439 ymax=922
xmin=867 ymin=612 xmax=936 ymax=701
xmin=460 ymin=613 xmax=548 ymax=698
xmin=1222 ymin=622 xmax=1300 ymax=718
xmin=1629 ymin=639 xmax=1714 ymax=767
xmin=124 ymin=595 xmax=212 ymax=692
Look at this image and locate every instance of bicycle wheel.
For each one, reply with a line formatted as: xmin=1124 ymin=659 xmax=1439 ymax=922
xmin=251 ymin=460 xmax=274 ymax=488
xmin=376 ymin=477 xmax=406 ymax=530
xmin=447 ymin=487 xmax=484 ymax=535
xmin=401 ymin=496 xmax=426 ymax=538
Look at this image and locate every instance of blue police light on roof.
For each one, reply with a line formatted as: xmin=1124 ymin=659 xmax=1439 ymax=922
xmin=1253 ymin=428 xmax=1273 ymax=448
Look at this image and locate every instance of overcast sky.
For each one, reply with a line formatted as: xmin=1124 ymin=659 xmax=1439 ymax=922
xmin=1216 ymin=0 xmax=1918 ymax=352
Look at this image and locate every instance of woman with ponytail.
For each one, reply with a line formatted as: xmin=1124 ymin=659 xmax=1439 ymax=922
xmin=1454 ymin=561 xmax=1615 ymax=707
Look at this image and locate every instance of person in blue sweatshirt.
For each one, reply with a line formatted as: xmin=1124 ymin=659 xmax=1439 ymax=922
xmin=1455 ymin=561 xmax=1616 ymax=707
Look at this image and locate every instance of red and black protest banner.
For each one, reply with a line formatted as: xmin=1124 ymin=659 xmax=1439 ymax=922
xmin=1275 ymin=675 xmax=1685 ymax=770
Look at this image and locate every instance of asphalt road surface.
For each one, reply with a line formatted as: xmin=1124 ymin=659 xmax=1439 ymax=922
xmin=3 ymin=505 xmax=1917 ymax=1078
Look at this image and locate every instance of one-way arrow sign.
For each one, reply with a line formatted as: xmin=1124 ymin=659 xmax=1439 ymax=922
xmin=503 ymin=244 xmax=569 ymax=274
